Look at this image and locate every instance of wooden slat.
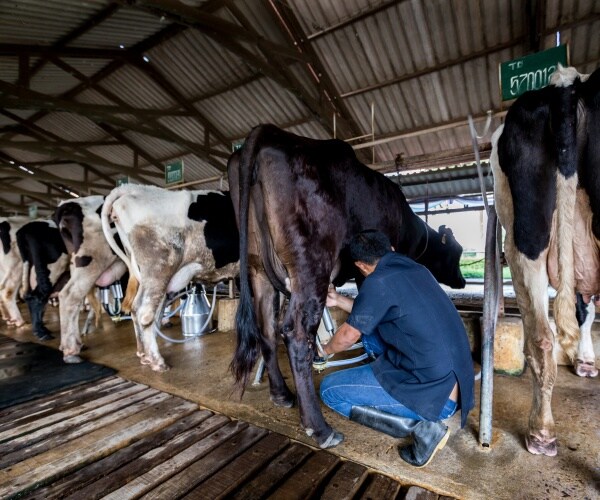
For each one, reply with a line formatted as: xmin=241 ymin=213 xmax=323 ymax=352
xmin=64 ymin=413 xmax=229 ymax=500
xmin=143 ymin=424 xmax=268 ymax=499
xmin=1 ymin=384 xmax=152 ymax=446
xmin=22 ymin=410 xmax=214 ymax=500
xmin=0 ymin=396 xmax=198 ymax=498
xmin=1 ymin=389 xmax=166 ymax=468
xmin=183 ymin=433 xmax=290 ymax=500
xmin=230 ymin=443 xmax=314 ymax=500
xmin=0 ymin=376 xmax=127 ymax=428
xmin=102 ymin=420 xmax=249 ymax=499
xmin=321 ymin=461 xmax=370 ymax=500
xmin=267 ymin=451 xmax=340 ymax=500
xmin=357 ymin=474 xmax=402 ymax=499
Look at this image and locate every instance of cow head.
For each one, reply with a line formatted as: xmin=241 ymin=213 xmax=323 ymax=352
xmin=421 ymin=225 xmax=466 ymax=289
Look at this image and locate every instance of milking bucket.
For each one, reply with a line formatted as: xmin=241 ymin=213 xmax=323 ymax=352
xmin=181 ymin=285 xmax=212 ymax=336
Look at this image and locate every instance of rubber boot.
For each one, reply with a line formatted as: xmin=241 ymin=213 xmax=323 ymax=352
xmin=349 ymin=406 xmax=420 ymax=438
xmin=398 ymin=420 xmax=450 ymax=467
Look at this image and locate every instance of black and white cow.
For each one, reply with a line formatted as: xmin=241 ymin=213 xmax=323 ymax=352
xmin=54 ymin=195 xmax=128 ymax=363
xmin=491 ymin=64 xmax=599 ymax=456
xmin=16 ymin=220 xmax=70 ymax=340
xmin=101 ymin=184 xmax=240 ymax=371
xmin=0 ymin=216 xmax=29 ymax=327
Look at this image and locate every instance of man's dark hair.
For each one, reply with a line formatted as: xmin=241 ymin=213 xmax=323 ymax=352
xmin=349 ymin=230 xmax=392 ymax=264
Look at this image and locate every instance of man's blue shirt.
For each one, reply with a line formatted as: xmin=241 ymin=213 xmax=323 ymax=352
xmin=346 ymin=252 xmax=474 ymax=426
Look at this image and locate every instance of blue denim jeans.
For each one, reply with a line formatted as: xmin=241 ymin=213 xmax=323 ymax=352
xmin=320 ymin=353 xmax=458 ymax=421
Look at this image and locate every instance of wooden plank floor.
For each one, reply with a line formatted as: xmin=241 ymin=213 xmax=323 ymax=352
xmin=0 ymin=373 xmax=449 ymax=500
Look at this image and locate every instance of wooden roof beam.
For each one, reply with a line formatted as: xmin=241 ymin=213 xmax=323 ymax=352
xmin=28 ymin=3 xmax=120 ymax=79
xmin=0 ymin=43 xmax=126 ymax=60
xmin=119 ymin=0 xmax=311 ymax=63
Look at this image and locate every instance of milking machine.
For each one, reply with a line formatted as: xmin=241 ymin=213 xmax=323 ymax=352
xmin=312 ymin=306 xmax=368 ymax=372
xmin=180 ymin=283 xmax=214 ymax=337
xmin=100 ymin=280 xmax=124 ymax=317
xmin=151 ymin=282 xmax=217 ymax=344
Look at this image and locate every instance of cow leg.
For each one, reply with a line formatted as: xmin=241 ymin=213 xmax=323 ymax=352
xmin=59 ymin=270 xmax=99 ymax=364
xmin=507 ymin=246 xmax=558 ymax=456
xmin=252 ymin=272 xmax=294 ymax=407
xmin=131 ymin=281 xmax=169 ymax=372
xmin=0 ymin=274 xmax=25 ymax=327
xmin=281 ymin=290 xmax=343 ymax=449
xmin=574 ymin=295 xmax=598 ymax=377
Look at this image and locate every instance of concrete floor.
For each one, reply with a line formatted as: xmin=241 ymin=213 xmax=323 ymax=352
xmin=2 ymin=305 xmax=599 ymax=500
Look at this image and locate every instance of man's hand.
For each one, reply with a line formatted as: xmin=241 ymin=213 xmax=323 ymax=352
xmin=326 ymin=285 xmax=354 ymax=313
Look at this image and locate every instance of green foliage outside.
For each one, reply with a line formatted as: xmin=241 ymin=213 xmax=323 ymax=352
xmin=459 ymin=256 xmax=512 ymax=280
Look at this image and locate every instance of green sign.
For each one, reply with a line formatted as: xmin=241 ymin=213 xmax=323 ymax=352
xmin=28 ymin=204 xmax=38 ymax=219
xmin=500 ymin=45 xmax=569 ymax=101
xmin=116 ymin=176 xmax=129 ymax=186
xmin=165 ymin=160 xmax=184 ymax=185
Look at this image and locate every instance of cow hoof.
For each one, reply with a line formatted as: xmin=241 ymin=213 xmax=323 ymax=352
xmin=526 ymin=433 xmax=557 ymax=456
xmin=271 ymin=394 xmax=295 ymax=408
xmin=64 ymin=355 xmax=83 ymax=364
xmin=575 ymin=359 xmax=598 ymax=378
xmin=152 ymin=363 xmax=170 ymax=373
xmin=319 ymin=431 xmax=344 ymax=449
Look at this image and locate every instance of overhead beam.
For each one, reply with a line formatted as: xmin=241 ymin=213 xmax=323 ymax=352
xmin=0 ymin=140 xmax=164 ymax=179
xmin=0 ymin=80 xmax=191 ymax=119
xmin=118 ymin=0 xmax=312 ymax=63
xmin=264 ymin=0 xmax=363 ymax=142
xmin=0 ymin=164 xmax=112 ymax=191
xmin=0 ymin=43 xmax=126 ymax=60
xmin=28 ymin=3 xmax=121 ymax=79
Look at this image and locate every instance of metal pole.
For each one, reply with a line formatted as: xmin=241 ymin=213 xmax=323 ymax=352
xmin=479 ymin=206 xmax=500 ymax=447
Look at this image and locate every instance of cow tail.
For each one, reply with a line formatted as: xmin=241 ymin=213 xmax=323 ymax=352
xmin=230 ymin=126 xmax=264 ymax=392
xmin=552 ymin=77 xmax=580 ymax=361
xmin=100 ymin=186 xmax=140 ymax=282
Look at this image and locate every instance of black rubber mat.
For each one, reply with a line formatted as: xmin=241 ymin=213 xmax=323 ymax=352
xmin=0 ymin=335 xmax=115 ymax=409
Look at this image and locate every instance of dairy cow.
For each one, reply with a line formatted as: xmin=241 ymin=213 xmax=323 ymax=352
xmin=54 ymin=195 xmax=128 ymax=363
xmin=491 ymin=64 xmax=600 ymax=456
xmin=101 ymin=184 xmax=240 ymax=371
xmin=228 ymin=124 xmax=466 ymax=449
xmin=0 ymin=216 xmax=29 ymax=327
xmin=16 ymin=220 xmax=70 ymax=340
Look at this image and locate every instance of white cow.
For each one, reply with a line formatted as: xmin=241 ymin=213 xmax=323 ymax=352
xmin=101 ymin=184 xmax=240 ymax=372
xmin=0 ymin=216 xmax=29 ymax=327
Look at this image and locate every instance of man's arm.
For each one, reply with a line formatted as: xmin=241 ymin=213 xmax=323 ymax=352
xmin=323 ymin=322 xmax=361 ymax=355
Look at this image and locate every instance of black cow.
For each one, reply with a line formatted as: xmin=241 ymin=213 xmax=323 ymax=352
xmin=491 ymin=64 xmax=600 ymax=456
xmin=16 ymin=220 xmax=70 ymax=340
xmin=228 ymin=124 xmax=466 ymax=448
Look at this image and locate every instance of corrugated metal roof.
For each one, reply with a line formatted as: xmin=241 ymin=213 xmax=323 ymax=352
xmin=0 ymin=0 xmax=598 ymax=215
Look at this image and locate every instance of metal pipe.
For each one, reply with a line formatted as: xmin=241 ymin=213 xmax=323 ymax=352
xmin=479 ymin=206 xmax=500 ymax=447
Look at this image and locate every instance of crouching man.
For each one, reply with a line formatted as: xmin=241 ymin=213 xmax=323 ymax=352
xmin=320 ymin=230 xmax=474 ymax=467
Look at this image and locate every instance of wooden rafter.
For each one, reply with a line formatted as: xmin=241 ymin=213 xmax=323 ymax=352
xmin=117 ymin=0 xmax=312 ymax=64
